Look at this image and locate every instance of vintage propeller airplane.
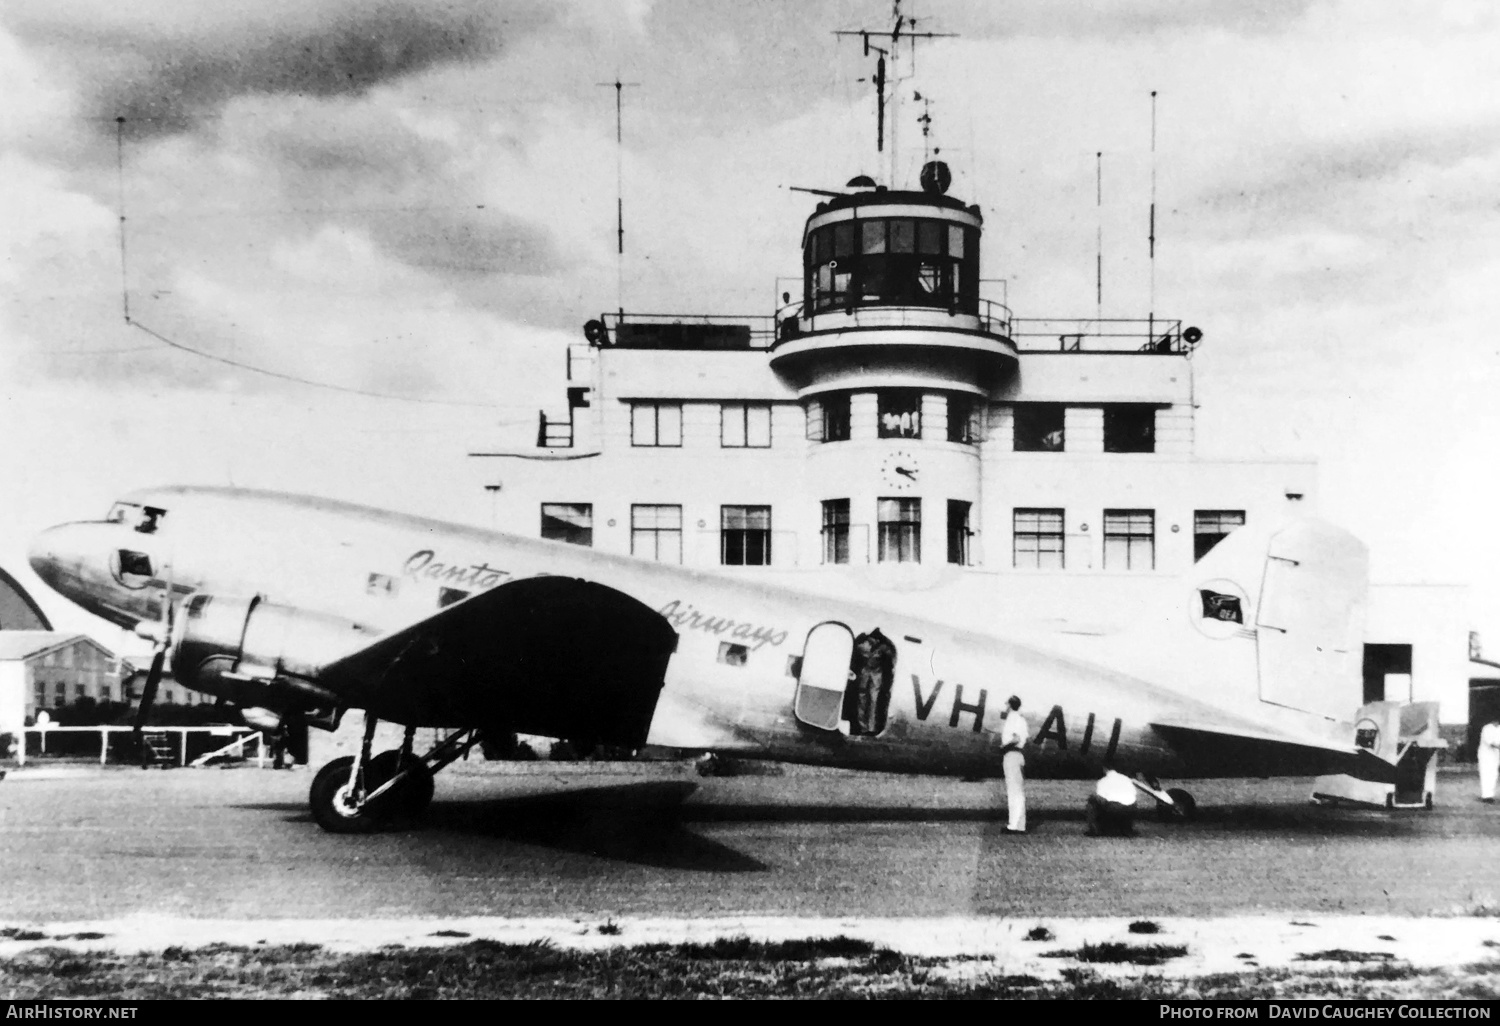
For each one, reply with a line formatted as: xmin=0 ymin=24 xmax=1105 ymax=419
xmin=29 ymin=486 xmax=1407 ymax=832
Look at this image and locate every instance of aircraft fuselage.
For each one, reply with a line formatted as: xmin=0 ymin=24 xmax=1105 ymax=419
xmin=29 ymin=486 xmax=1287 ymax=781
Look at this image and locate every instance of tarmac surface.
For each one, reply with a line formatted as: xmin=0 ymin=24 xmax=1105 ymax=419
xmin=2 ymin=761 xmax=1497 ymax=924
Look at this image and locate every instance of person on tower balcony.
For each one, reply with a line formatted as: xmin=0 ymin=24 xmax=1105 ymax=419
xmin=999 ymin=695 xmax=1028 ymax=834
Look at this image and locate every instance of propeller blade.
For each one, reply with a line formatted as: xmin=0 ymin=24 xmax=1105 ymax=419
xmin=132 ymin=648 xmax=165 ymax=737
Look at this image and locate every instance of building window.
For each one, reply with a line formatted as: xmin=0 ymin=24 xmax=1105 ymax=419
xmin=54 ymin=682 xmax=65 ymax=706
xmin=807 ymin=393 xmax=851 ymax=443
xmin=878 ymin=391 xmax=922 ymax=439
xmin=721 ymin=505 xmax=772 ymax=566
xmin=947 ymin=500 xmax=972 ymax=565
xmin=1013 ymin=404 xmax=1065 ymax=452
xmin=1013 ymin=508 xmax=1065 ymax=569
xmin=540 ymin=503 xmax=593 ymax=547
xmin=1104 ymin=509 xmax=1155 ymax=570
xmin=878 ymin=498 xmax=921 ymax=562
xmin=822 ymin=499 xmax=850 ymax=564
xmin=948 ymin=396 xmax=979 ymax=444
xmin=631 ymin=504 xmax=682 ymax=563
xmin=1103 ymin=404 xmax=1156 ymax=453
xmin=34 ymin=683 xmax=45 ymax=708
xmin=721 ymin=403 xmax=772 ymax=448
xmin=630 ymin=402 xmax=682 ymax=447
xmin=1194 ymin=510 xmax=1245 ymax=561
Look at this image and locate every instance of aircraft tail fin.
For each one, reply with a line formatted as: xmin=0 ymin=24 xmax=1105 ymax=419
xmin=1097 ymin=517 xmax=1369 ymax=723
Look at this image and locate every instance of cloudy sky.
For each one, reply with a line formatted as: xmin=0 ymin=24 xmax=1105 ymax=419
xmin=2 ymin=0 xmax=1497 ymax=652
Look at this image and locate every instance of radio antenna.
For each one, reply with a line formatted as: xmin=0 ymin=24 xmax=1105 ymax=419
xmin=1148 ymin=90 xmax=1158 ymax=344
xmin=835 ymin=1 xmax=955 ymax=187
xmin=1096 ymin=151 xmax=1103 ymax=325
xmin=115 ymin=116 xmax=131 ymax=324
xmin=596 ymin=77 xmax=639 ymax=316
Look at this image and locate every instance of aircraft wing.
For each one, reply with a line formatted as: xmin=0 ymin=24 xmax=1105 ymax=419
xmin=1149 ymin=720 xmax=1396 ymax=783
xmin=315 ymin=576 xmax=680 ymax=748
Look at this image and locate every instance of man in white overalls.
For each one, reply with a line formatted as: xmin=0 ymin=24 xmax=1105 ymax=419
xmin=1478 ymin=718 xmax=1500 ymax=803
xmin=999 ymin=695 xmax=1028 ymax=833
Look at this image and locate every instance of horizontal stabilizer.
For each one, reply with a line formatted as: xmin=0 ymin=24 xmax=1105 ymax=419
xmin=1150 ymin=720 xmax=1392 ymax=783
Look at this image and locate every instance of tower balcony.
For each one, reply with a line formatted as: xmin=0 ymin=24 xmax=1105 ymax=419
xmin=769 ymin=300 xmax=1018 ymax=397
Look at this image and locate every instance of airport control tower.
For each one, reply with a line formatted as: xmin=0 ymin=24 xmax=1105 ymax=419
xmin=466 ymin=10 xmax=1467 ymax=731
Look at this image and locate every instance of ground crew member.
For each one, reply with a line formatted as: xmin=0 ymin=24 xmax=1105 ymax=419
xmin=1479 ymin=718 xmax=1500 ymax=803
xmin=1086 ymin=765 xmax=1138 ymax=837
xmin=999 ymin=695 xmax=1027 ymax=833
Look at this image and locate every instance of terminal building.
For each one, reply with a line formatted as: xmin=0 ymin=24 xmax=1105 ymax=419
xmin=469 ymin=166 xmax=1471 ymax=748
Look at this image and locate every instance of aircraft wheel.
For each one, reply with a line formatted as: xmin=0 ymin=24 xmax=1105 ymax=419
xmin=309 ymin=756 xmax=386 ymax=834
xmin=1424 ymin=791 xmax=1434 ymax=811
xmin=1156 ymin=787 xmax=1197 ymax=823
xmin=365 ymin=750 xmax=435 ymax=819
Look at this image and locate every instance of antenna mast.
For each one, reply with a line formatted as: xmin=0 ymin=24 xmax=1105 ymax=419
xmin=835 ymin=1 xmax=954 ymax=187
xmin=1096 ymin=151 xmax=1103 ymax=325
xmin=1148 ymin=90 xmax=1158 ymax=343
xmin=597 ymin=78 xmax=639 ymax=316
xmin=115 ymin=116 xmax=131 ymax=324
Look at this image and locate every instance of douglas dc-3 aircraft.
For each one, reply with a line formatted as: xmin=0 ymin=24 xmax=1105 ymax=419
xmin=29 ymin=486 xmax=1404 ymax=832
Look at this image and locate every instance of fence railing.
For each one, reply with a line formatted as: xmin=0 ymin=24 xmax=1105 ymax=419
xmin=13 ymin=725 xmax=263 ymax=768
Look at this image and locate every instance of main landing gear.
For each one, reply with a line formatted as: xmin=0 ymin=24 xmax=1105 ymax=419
xmin=309 ymin=712 xmax=479 ymax=834
xmin=1130 ymin=775 xmax=1198 ymax=824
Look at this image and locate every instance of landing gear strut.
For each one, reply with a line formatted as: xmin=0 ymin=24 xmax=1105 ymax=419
xmin=1129 ymin=775 xmax=1198 ymax=824
xmin=309 ymin=714 xmax=479 ymax=834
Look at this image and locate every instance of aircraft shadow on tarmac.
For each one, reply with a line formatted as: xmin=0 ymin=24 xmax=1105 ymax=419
xmin=675 ymin=799 xmax=1451 ymax=838
xmin=235 ymin=781 xmax=767 ymax=872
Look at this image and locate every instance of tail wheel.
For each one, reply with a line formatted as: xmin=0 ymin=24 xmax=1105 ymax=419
xmin=310 ymin=756 xmax=387 ymax=834
xmin=1156 ymin=787 xmax=1198 ymax=823
xmin=365 ymin=750 xmax=435 ymax=819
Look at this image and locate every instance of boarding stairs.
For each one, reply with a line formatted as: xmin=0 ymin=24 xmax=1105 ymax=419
xmin=139 ymin=731 xmax=176 ymax=769
xmin=1312 ymin=701 xmax=1447 ymax=809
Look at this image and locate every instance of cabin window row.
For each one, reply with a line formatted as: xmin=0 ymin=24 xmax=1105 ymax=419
xmin=804 ymin=218 xmax=980 ymax=314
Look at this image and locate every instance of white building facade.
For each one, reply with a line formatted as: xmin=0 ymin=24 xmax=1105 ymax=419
xmin=471 ymin=175 xmax=1468 ymax=740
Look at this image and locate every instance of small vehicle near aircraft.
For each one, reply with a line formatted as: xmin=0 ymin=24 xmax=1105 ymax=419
xmin=30 ymin=486 xmax=1425 ymax=832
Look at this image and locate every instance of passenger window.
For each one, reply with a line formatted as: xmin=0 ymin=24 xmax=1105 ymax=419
xmin=717 ymin=642 xmax=749 ymax=667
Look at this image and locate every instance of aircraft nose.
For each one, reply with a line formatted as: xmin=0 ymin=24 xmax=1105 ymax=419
xmin=28 ymin=522 xmax=101 ymax=596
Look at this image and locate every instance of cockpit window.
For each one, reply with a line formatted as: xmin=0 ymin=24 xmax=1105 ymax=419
xmin=106 ymin=502 xmax=167 ymax=534
xmin=118 ymin=550 xmax=154 ymax=578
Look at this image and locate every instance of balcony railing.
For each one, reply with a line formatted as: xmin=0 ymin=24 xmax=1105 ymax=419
xmin=780 ymin=298 xmax=1012 ymax=343
xmin=1010 ymin=318 xmax=1199 ymax=354
xmin=589 ymin=312 xmax=778 ymax=350
xmin=586 ymin=310 xmax=1196 ymax=354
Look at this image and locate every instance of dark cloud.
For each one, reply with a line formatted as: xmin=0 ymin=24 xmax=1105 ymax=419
xmin=6 ymin=1 xmax=552 ymax=139
xmin=959 ymin=0 xmax=1323 ymax=40
xmin=1194 ymin=120 xmax=1500 ymax=234
xmin=366 ymin=206 xmax=567 ymax=278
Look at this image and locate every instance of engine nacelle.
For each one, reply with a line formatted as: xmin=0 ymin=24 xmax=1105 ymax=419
xmin=172 ymin=593 xmax=374 ymax=706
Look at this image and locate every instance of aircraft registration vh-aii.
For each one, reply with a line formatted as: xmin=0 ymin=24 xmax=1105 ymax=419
xmin=28 ymin=486 xmax=1436 ymax=832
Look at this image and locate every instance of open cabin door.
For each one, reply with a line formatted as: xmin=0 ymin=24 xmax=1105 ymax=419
xmin=794 ymin=622 xmax=854 ymax=730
